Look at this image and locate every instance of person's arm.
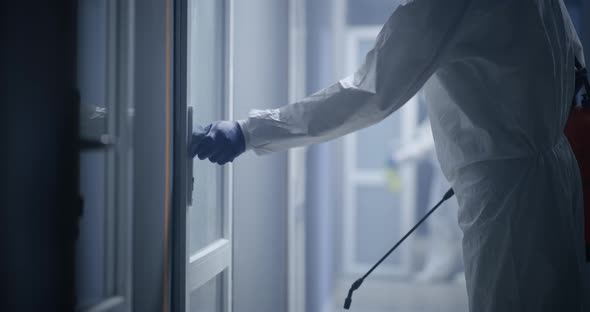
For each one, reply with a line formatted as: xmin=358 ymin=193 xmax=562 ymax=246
xmin=239 ymin=0 xmax=471 ymax=155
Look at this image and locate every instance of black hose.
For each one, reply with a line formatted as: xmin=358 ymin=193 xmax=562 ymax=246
xmin=343 ymin=188 xmax=455 ymax=310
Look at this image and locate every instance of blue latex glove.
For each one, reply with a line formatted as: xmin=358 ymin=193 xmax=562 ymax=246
xmin=189 ymin=121 xmax=246 ymax=165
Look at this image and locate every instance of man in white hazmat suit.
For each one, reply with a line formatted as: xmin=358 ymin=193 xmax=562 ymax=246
xmin=391 ymin=118 xmax=464 ymax=283
xmin=190 ymin=1 xmax=589 ymax=311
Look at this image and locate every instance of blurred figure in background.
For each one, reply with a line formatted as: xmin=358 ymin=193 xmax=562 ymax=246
xmin=390 ymin=119 xmax=463 ymax=283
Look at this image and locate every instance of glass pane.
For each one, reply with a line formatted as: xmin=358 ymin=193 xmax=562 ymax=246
xmin=77 ymin=151 xmax=106 ymax=308
xmin=356 ymin=114 xmax=401 ymax=169
xmin=189 ymin=273 xmax=224 ymax=312
xmin=78 ymin=0 xmax=108 ymax=140
xmin=76 ymin=0 xmax=108 ymax=308
xmin=355 ymin=185 xmax=403 ymax=265
xmin=187 ymin=0 xmax=225 ymax=253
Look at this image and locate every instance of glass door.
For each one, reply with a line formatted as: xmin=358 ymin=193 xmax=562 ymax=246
xmin=177 ymin=0 xmax=233 ymax=311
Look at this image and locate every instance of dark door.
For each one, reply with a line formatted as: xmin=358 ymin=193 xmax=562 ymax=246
xmin=0 ymin=2 xmax=78 ymax=312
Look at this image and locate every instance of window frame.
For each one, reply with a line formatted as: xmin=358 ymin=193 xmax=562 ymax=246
xmin=77 ymin=0 xmax=135 ymax=311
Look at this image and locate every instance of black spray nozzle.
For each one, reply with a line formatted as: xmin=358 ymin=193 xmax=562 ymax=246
xmin=443 ymin=188 xmax=455 ymax=200
xmin=343 ymin=278 xmax=364 ymax=310
xmin=342 ymin=188 xmax=455 ymax=310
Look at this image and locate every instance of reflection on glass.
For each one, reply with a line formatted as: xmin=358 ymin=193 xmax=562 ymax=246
xmin=77 ymin=0 xmax=108 ymax=141
xmin=80 ymin=104 xmax=108 ymax=140
xmin=189 ymin=273 xmax=224 ymax=312
xmin=187 ymin=0 xmax=225 ymax=253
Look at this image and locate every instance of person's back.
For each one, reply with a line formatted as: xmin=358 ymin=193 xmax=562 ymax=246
xmin=425 ymin=1 xmax=589 ymax=311
xmin=430 ymin=0 xmax=584 ymax=180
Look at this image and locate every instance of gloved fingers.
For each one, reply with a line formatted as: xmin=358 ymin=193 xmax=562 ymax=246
xmin=192 ymin=121 xmax=245 ymax=165
xmin=196 ymin=136 xmax=216 ymax=160
xmin=214 ymin=153 xmax=234 ymax=166
xmin=208 ymin=150 xmax=225 ymax=164
xmin=189 ymin=131 xmax=207 ymax=158
xmin=210 ymin=145 xmax=238 ymax=165
xmin=189 ymin=124 xmax=213 ymax=158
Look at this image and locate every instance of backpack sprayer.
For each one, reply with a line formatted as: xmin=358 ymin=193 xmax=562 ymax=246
xmin=564 ymin=57 xmax=590 ymax=262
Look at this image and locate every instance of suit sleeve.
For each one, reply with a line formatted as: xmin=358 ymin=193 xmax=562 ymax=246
xmin=239 ymin=0 xmax=471 ymax=155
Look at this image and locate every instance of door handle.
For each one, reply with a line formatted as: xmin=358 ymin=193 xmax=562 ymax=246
xmin=79 ymin=135 xmax=116 ymax=150
xmin=187 ymin=106 xmax=194 ymax=206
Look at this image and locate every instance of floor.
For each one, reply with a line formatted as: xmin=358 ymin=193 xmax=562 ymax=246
xmin=329 ymin=276 xmax=469 ymax=312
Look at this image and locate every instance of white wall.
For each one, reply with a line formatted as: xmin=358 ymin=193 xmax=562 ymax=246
xmin=232 ymin=1 xmax=290 ymax=312
xmin=303 ymin=1 xmax=339 ymax=311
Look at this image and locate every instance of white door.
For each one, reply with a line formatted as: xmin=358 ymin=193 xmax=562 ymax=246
xmin=182 ymin=0 xmax=233 ymax=311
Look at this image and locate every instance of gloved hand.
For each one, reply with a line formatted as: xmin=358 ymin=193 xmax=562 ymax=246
xmin=188 ymin=121 xmax=246 ymax=165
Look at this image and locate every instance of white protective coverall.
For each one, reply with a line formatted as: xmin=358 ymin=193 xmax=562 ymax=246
xmin=238 ymin=1 xmax=589 ymax=311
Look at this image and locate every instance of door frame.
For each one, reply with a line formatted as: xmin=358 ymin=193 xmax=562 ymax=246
xmin=286 ymin=1 xmax=307 ymax=312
